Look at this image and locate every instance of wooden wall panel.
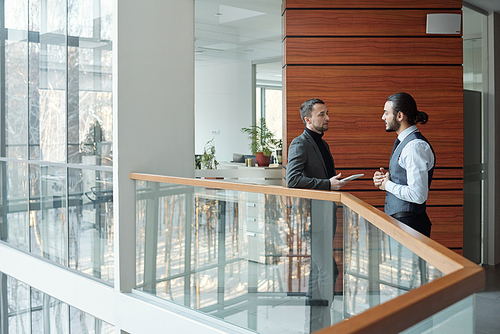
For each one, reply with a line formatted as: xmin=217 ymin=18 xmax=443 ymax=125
xmin=285 ymin=10 xmax=462 ymax=37
xmin=333 ymin=168 xmax=464 ymax=179
xmin=350 ymin=190 xmax=463 ymax=207
xmin=428 ymin=207 xmax=463 ymax=248
xmin=433 ymin=169 xmax=464 ymax=179
xmin=283 ymin=0 xmax=462 ymax=9
xmin=285 ymin=66 xmax=463 ymax=167
xmin=283 ymin=1 xmax=464 ymax=257
xmin=341 ymin=178 xmax=462 ymax=191
xmin=285 ymin=38 xmax=463 ymax=65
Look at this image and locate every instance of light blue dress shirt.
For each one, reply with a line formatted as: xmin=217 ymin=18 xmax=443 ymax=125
xmin=385 ymin=125 xmax=435 ymax=204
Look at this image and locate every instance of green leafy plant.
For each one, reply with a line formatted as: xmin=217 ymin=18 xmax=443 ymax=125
xmin=201 ymin=138 xmax=219 ymax=169
xmin=241 ymin=118 xmax=280 ymax=156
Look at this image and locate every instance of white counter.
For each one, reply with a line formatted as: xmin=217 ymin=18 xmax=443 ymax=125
xmin=194 ymin=162 xmax=285 ymax=186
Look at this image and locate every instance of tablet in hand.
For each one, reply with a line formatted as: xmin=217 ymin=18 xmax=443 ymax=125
xmin=341 ymin=173 xmax=364 ymax=182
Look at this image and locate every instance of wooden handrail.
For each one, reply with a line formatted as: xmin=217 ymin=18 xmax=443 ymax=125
xmin=130 ymin=173 xmax=342 ymax=202
xmin=341 ymin=193 xmax=470 ymax=275
xmin=319 ymin=267 xmax=483 ymax=334
xmin=130 ymin=173 xmax=484 ymax=334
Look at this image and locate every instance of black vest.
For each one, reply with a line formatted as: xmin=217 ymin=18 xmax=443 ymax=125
xmin=384 ymin=131 xmax=435 ymax=216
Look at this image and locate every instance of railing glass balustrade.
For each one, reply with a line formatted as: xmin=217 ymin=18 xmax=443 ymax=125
xmin=135 ymin=180 xmax=449 ymax=334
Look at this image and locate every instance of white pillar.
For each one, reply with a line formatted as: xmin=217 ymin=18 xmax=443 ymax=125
xmin=113 ymin=0 xmax=194 ymax=299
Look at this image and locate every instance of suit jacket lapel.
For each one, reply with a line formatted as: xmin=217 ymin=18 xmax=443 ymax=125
xmin=303 ymin=131 xmax=328 ymax=177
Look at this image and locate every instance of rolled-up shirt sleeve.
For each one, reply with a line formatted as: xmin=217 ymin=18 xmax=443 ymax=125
xmin=385 ymin=140 xmax=434 ymax=204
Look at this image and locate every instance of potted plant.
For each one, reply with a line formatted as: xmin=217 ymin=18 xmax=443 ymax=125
xmin=200 ymin=138 xmax=223 ymax=182
xmin=200 ymin=138 xmax=219 ymax=170
xmin=241 ymin=118 xmax=280 ymax=167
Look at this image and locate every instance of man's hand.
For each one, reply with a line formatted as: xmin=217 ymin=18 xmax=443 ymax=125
xmin=330 ymin=173 xmax=347 ymax=190
xmin=373 ymin=167 xmax=390 ymax=190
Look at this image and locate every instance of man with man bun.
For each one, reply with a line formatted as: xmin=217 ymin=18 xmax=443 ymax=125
xmin=373 ymin=92 xmax=436 ymax=237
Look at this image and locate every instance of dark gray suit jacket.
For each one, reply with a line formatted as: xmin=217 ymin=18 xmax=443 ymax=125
xmin=286 ymin=130 xmax=336 ymax=190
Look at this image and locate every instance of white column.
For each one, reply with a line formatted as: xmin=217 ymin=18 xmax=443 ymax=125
xmin=113 ymin=0 xmax=194 ymax=297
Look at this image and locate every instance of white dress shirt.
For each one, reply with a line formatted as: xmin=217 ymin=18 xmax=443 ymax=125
xmin=385 ymin=125 xmax=435 ymax=204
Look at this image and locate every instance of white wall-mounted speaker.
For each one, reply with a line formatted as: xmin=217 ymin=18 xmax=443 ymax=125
xmin=426 ymin=13 xmax=462 ymax=34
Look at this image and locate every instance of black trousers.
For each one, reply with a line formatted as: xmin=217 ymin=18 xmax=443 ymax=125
xmin=392 ymin=211 xmax=432 ymax=237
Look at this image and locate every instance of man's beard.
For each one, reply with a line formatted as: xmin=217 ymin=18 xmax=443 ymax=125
xmin=314 ymin=124 xmax=328 ymax=133
xmin=385 ymin=120 xmax=399 ymax=133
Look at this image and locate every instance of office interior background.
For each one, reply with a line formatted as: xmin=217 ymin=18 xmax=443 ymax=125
xmin=0 ymin=0 xmax=499 ymax=333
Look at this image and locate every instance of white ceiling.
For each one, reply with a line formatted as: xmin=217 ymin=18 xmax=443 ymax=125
xmin=195 ymin=1 xmax=499 ymax=85
xmin=464 ymin=0 xmax=500 ymax=13
xmin=195 ymin=0 xmax=282 ymax=84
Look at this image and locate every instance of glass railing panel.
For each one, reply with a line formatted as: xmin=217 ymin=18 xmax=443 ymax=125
xmin=135 ymin=180 xmax=448 ymax=334
xmin=401 ymin=295 xmax=473 ymax=334
xmin=343 ymin=205 xmax=444 ymax=318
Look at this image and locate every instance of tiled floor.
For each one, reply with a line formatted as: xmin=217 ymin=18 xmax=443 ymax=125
xmin=475 ymin=265 xmax=500 ymax=334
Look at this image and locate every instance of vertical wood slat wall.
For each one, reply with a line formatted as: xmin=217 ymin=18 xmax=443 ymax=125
xmin=282 ymin=1 xmax=464 ymax=254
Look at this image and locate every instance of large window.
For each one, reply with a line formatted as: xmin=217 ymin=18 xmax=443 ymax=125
xmin=1 ymin=0 xmax=114 ymax=282
xmin=256 ymin=86 xmax=282 ymax=142
xmin=0 ymin=273 xmax=114 ymax=333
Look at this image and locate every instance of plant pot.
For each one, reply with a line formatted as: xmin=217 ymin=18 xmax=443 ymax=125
xmin=255 ymin=152 xmax=271 ymax=167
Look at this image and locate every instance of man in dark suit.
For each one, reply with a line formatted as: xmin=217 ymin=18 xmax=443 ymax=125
xmin=286 ymin=98 xmax=346 ymax=190
xmin=286 ymin=98 xmax=346 ymax=332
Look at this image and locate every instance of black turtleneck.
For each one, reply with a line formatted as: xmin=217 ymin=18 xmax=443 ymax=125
xmin=305 ymin=127 xmax=335 ymax=178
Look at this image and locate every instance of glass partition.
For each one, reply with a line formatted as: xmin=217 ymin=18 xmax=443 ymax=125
xmin=0 ymin=161 xmax=29 ymax=250
xmin=1 ymin=0 xmax=114 ymax=282
xmin=0 ymin=272 xmax=114 ymax=333
xmin=29 ymin=165 xmax=67 ymax=265
xmin=68 ymin=168 xmax=114 ymax=282
xmin=135 ymin=181 xmax=444 ymax=333
xmin=402 ymin=296 xmax=473 ymax=334
xmin=343 ymin=206 xmax=443 ymax=318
